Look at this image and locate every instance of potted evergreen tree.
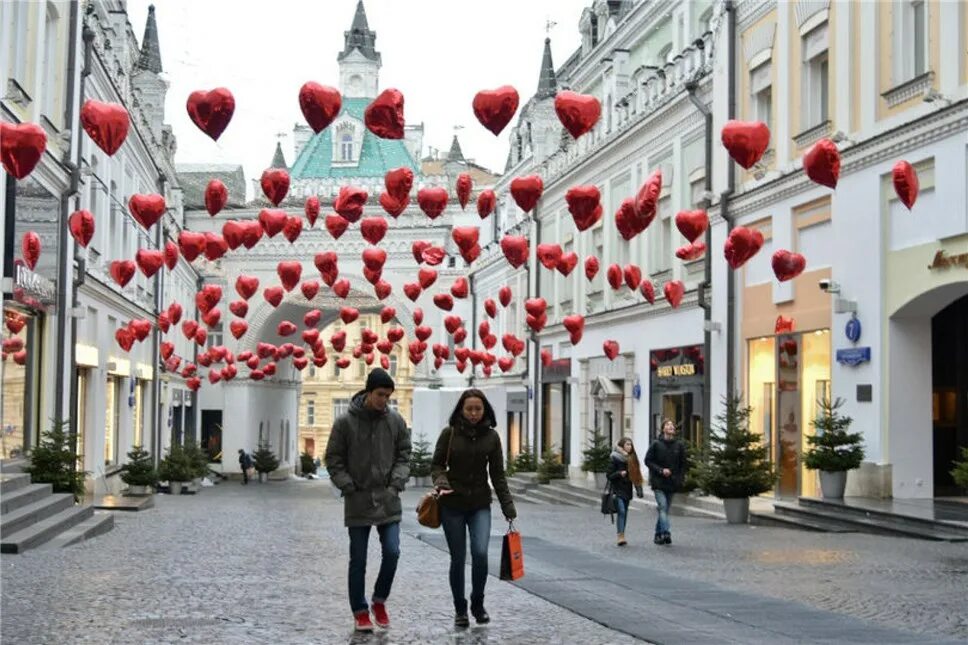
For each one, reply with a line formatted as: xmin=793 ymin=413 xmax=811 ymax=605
xmin=300 ymin=451 xmax=318 ymax=477
xmin=537 ymin=446 xmax=567 ymax=484
xmin=513 ymin=438 xmax=537 ymax=473
xmin=697 ymin=396 xmax=776 ymax=524
xmin=24 ymin=418 xmax=87 ymax=502
xmin=581 ymin=428 xmax=612 ymax=488
xmin=120 ymin=445 xmax=157 ymax=496
xmin=803 ymin=398 xmax=865 ymax=499
xmin=951 ymin=448 xmax=968 ymax=493
xmin=182 ymin=439 xmax=209 ymax=490
xmin=252 ymin=440 xmax=280 ymax=483
xmin=409 ymin=434 xmax=433 ymax=487
xmin=158 ymin=443 xmax=192 ymax=495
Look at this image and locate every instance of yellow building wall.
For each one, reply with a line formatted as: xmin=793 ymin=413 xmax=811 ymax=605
xmin=876 ymin=0 xmax=942 ymax=121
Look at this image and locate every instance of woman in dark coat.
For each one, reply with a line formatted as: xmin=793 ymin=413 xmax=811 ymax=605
xmin=606 ymin=437 xmax=644 ymax=546
xmin=432 ymin=389 xmax=517 ymax=628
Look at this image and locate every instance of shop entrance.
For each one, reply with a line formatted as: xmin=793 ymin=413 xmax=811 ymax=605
xmin=932 ymin=294 xmax=968 ymax=496
xmin=591 ymin=376 xmax=623 ymax=447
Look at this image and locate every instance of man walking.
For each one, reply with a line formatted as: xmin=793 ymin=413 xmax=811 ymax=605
xmin=325 ymin=368 xmax=411 ymax=632
xmin=238 ymin=448 xmax=253 ymax=485
xmin=644 ymin=418 xmax=687 ymax=545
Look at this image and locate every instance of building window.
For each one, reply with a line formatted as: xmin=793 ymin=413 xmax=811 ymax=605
xmin=340 ymin=134 xmax=353 ymax=161
xmin=649 ymin=196 xmax=671 ymax=274
xmin=802 ymin=24 xmax=829 ymax=128
xmin=10 ymin=1 xmax=29 ymax=83
xmin=43 ymin=3 xmax=59 ymax=120
xmin=307 ymin=400 xmax=315 ymax=426
xmin=658 ymin=43 xmax=674 ymax=66
xmin=206 ymin=325 xmax=223 ymax=349
xmin=389 ymin=399 xmax=399 ymax=413
xmin=389 ymin=355 xmax=398 ymax=378
xmin=699 ymin=6 xmax=713 ymax=35
xmin=333 ymin=398 xmax=349 ymax=420
xmin=334 ymin=362 xmax=341 ymax=378
xmin=308 ymin=366 xmax=316 ymax=379
xmin=912 ymin=0 xmax=926 ymax=77
xmin=750 ymin=61 xmax=772 ymax=128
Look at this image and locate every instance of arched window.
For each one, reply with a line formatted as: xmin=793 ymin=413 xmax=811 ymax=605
xmin=340 ymin=134 xmax=353 ymax=161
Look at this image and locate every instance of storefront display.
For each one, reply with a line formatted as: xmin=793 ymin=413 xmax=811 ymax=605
xmin=541 ymin=359 xmax=571 ymax=464
xmin=650 ymin=345 xmax=705 ymax=446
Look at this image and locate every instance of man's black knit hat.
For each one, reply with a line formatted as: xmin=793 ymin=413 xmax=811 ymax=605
xmin=365 ymin=368 xmax=395 ymax=392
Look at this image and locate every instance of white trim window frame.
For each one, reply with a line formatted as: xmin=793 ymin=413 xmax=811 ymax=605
xmin=801 ymin=22 xmax=829 ymax=129
xmin=892 ymin=0 xmax=930 ymax=84
xmin=750 ymin=60 xmax=773 ymax=129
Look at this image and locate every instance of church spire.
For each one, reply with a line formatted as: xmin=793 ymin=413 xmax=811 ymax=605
xmin=535 ymin=37 xmax=557 ymax=99
xmin=446 ymin=135 xmax=465 ymax=163
xmin=270 ymin=142 xmax=287 ymax=170
xmin=339 ymin=0 xmax=381 ymax=63
xmin=135 ymin=4 xmax=163 ymax=74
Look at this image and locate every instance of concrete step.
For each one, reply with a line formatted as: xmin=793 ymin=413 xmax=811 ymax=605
xmin=0 ymin=493 xmax=75 ymax=538
xmin=540 ymin=480 xmax=726 ymax=519
xmin=516 ymin=486 xmax=582 ymax=506
xmin=541 ymin=481 xmax=603 ymax=506
xmin=0 ymin=458 xmax=28 ymax=474
xmin=36 ymin=511 xmax=115 ymax=550
xmin=1 ymin=504 xmax=94 ymax=553
xmin=508 ymin=472 xmax=540 ymax=484
xmin=0 ymin=473 xmax=31 ymax=495
xmin=773 ymin=502 xmax=968 ymax=542
xmin=750 ymin=510 xmax=857 ymax=533
xmin=1 ymin=483 xmax=53 ymax=515
xmin=797 ymin=497 xmax=968 ymax=537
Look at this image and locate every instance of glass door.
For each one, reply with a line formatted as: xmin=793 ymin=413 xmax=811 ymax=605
xmin=776 ymin=334 xmax=801 ymax=498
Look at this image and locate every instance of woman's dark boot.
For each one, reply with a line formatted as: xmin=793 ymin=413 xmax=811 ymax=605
xmin=454 ymin=613 xmax=470 ymax=628
xmin=470 ymin=601 xmax=490 ymax=624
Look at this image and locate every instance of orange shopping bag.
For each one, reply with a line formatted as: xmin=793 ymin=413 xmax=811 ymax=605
xmin=499 ymin=521 xmax=524 ymax=581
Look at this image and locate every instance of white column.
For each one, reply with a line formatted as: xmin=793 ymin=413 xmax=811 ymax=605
xmin=671 ymin=137 xmax=683 ymax=282
xmin=834 ymin=0 xmax=852 ymax=132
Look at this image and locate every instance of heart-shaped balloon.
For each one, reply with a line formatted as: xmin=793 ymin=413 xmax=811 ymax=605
xmin=203 ymin=232 xmax=228 ymax=261
xmin=615 ymin=197 xmax=644 ymax=241
xmin=477 ymin=189 xmax=497 ymax=219
xmin=195 ymin=291 xmax=213 ymax=315
xmin=379 ymin=192 xmax=408 ymax=218
xmin=556 ymin=252 xmax=578 ymax=276
xmin=258 ymin=209 xmax=287 ymax=238
xmin=235 ymin=275 xmax=259 ymax=300
xmin=135 ymin=249 xmax=164 ymax=277
xmin=376 ymin=340 xmax=393 ymax=355
xmin=675 ymin=241 xmax=707 ymax=261
xmin=277 ymin=261 xmax=301 ymax=291
xmin=303 ymin=196 xmax=321 ymax=228
xmin=603 ymin=340 xmax=620 ymax=360
xmin=109 ymin=260 xmax=136 ymax=287
xmin=418 ymin=267 xmax=438 ymax=289
xmin=455 ymin=173 xmax=472 ymax=210
xmin=241 ymin=220 xmax=264 ymax=249
xmin=771 ymin=249 xmax=807 ymax=282
xmin=160 ymin=341 xmax=175 ymax=360
xmin=293 ymin=357 xmax=309 ymax=371
xmin=5 ymin=314 xmax=26 ymax=335
xmin=497 ymin=356 xmax=514 ymax=373
xmin=563 ymin=315 xmax=585 ymax=342
xmin=606 ymin=264 xmax=623 ymax=291
xmin=115 ymin=327 xmax=135 ymax=352
xmin=387 ymin=327 xmax=404 ymax=343
xmin=623 ymin=264 xmax=642 ymax=290
xmin=721 ymin=120 xmax=771 ymax=169
xmin=300 ymin=280 xmax=319 ymax=301
xmin=415 ymin=326 xmax=432 ymax=342
xmin=422 ymin=246 xmax=446 ymax=266
xmin=411 ymin=240 xmax=431 ymax=264
xmin=129 ymin=319 xmax=152 ymax=342
xmin=302 ymin=328 xmax=320 ymax=345
xmin=634 ymin=170 xmax=662 ymax=225
xmin=555 ymin=90 xmax=601 ymax=138
xmin=450 ymin=277 xmax=469 ymax=299
xmin=340 ymin=307 xmax=359 ymax=324
xmin=540 ymin=349 xmax=553 ymax=367
xmin=585 ymin=256 xmax=600 ymax=280
xmin=277 ymin=321 xmax=297 ymax=337
xmin=282 ymin=215 xmax=303 ymax=243
xmin=379 ymin=306 xmax=396 ymax=324
xmin=472 ymin=85 xmax=519 ymax=135
xmin=202 ymin=284 xmax=222 ymax=309
xmin=803 ymin=138 xmax=840 ymax=189
xmin=525 ymin=298 xmax=547 ymax=318
xmin=204 ymin=179 xmax=228 ymax=216
xmin=264 ymin=286 xmax=284 ymax=307
xmin=128 ymin=194 xmax=166 ymax=230
xmin=20 ymin=232 xmax=40 ymax=270
xmin=314 ymin=252 xmax=339 ymax=288
xmin=445 ymin=316 xmax=463 ymax=335
xmin=374 ymin=280 xmax=392 ymax=300
xmin=498 ymin=286 xmax=512 ymax=307
xmin=381 ymin=166 xmax=413 ymax=203
xmin=434 ymin=293 xmax=454 ymax=311
xmin=526 ymin=313 xmax=547 ymax=333
xmin=68 ymin=210 xmax=96 ymax=248
xmin=500 ymin=235 xmax=529 ymax=268
xmin=417 ymin=187 xmax=448 ymax=219
xmin=202 ymin=308 xmax=222 ymax=329
xmin=664 ymin=280 xmax=685 ymax=308
xmin=161 ymin=241 xmax=178 ymax=270
xmin=260 ymin=168 xmax=290 ymax=206
xmin=892 ymin=160 xmax=919 ymax=210
xmin=675 ymin=210 xmax=709 ymax=243
xmin=324 ymin=213 xmax=350 ymax=240
xmin=536 ymin=243 xmax=563 ymax=270
xmin=0 ymin=122 xmax=47 ymax=179
xmin=167 ymin=302 xmax=183 ymax=325
xmin=182 ymin=319 xmax=199 ymax=340
xmin=222 ymin=221 xmax=243 ymax=253
xmin=566 ymin=185 xmax=603 ymax=231
xmin=80 ymin=100 xmax=129 ymax=156
xmin=478 ymin=320 xmax=491 ymax=341
xmin=360 ymin=217 xmax=389 ymax=245
xmin=186 ymin=87 xmax=235 ymax=140
xmin=157 ymin=312 xmax=171 ymax=334
xmin=640 ymin=279 xmax=655 ymax=304
xmin=229 ymin=300 xmax=249 ymax=318
xmin=335 ymin=186 xmax=368 ymax=223
xmin=413 ymin=308 xmax=424 ymax=325
xmin=510 ymin=175 xmax=543 ymax=213
xmin=332 ymin=278 xmax=351 ymax=298
xmin=304 ymin=309 xmax=322 ymax=328
xmin=364 ymin=88 xmax=405 ymax=139
xmin=363 ymin=265 xmax=382 ymax=285
xmin=452 ymin=226 xmax=479 ymax=252
xmin=723 ymin=226 xmax=765 ymax=269
xmin=484 ymin=299 xmax=497 ymax=318
xmin=362 ymin=247 xmax=387 ymax=273
xmin=298 ymin=82 xmax=341 ymax=133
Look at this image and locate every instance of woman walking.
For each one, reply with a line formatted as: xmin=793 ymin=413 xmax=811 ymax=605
xmin=645 ymin=418 xmax=687 ymax=545
xmin=606 ymin=437 xmax=644 ymax=546
xmin=431 ymin=389 xmax=517 ymax=628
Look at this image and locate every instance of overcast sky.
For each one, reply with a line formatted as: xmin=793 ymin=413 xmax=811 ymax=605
xmin=126 ymin=0 xmax=591 ymax=198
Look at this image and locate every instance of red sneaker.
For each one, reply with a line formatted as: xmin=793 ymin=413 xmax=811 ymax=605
xmin=372 ymin=602 xmax=390 ymax=628
xmin=354 ymin=611 xmax=374 ymax=632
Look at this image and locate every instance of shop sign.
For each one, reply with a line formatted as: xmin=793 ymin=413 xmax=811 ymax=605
xmin=542 ymin=358 xmax=571 ymax=383
xmin=656 ymin=363 xmax=696 ymax=377
xmin=836 ymin=346 xmax=871 ymax=367
xmin=928 ymin=249 xmax=968 ymax=271
xmin=845 ymin=316 xmax=861 ymax=343
xmin=506 ymin=391 xmax=528 ymax=412
xmin=12 ymin=262 xmax=55 ymax=311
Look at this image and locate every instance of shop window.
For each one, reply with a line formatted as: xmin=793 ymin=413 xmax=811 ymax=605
xmin=747 ymin=336 xmax=776 ymax=460
xmin=1 ymin=308 xmax=31 ymax=459
xmin=76 ymin=369 xmax=88 ymax=461
xmin=133 ymin=379 xmax=146 ymax=448
xmin=104 ymin=376 xmax=121 ymax=465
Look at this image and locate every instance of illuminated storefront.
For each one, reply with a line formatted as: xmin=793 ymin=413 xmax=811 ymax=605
xmin=649 ymin=345 xmax=705 ymax=446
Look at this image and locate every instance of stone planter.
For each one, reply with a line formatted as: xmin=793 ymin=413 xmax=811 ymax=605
xmin=723 ymin=497 xmax=750 ymax=524
xmin=127 ymin=484 xmax=150 ymax=496
xmin=593 ymin=472 xmax=608 ymax=489
xmin=169 ymin=481 xmax=184 ymax=496
xmin=819 ymin=470 xmax=848 ymax=499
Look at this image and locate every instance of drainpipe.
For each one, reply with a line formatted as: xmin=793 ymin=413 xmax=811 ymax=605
xmin=467 ymin=270 xmax=476 ymax=387
xmin=529 ymin=205 xmax=541 ymax=464
xmin=150 ymin=178 xmax=165 ymax=463
xmin=723 ymin=0 xmax=737 ymax=401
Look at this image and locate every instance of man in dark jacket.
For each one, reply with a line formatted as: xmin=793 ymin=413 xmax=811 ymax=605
xmin=644 ymin=418 xmax=687 ymax=545
xmin=238 ymin=449 xmax=253 ymax=485
xmin=325 ymin=368 xmax=411 ymax=632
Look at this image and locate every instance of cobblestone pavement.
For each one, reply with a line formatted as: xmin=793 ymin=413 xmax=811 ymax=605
xmin=0 ymin=480 xmax=643 ymax=645
xmin=481 ymin=489 xmax=968 ymax=641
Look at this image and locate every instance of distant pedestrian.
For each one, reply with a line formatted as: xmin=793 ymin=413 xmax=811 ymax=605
xmin=644 ymin=418 xmax=687 ymax=545
xmin=324 ymin=368 xmax=411 ymax=633
xmin=238 ymin=448 xmax=253 ymax=485
xmin=432 ymin=388 xmax=516 ymax=628
xmin=606 ymin=437 xmax=644 ymax=546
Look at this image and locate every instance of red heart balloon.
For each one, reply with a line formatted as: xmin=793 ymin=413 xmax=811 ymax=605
xmin=229 ymin=300 xmax=249 ymax=318
xmin=411 ymin=240 xmax=431 ymax=264
xmin=603 ymin=340 xmax=620 ymax=360
xmin=207 ymin=369 xmax=222 ymax=385
xmin=563 ymin=315 xmax=585 ymax=343
xmin=664 ymin=280 xmax=685 ymax=308
xmin=264 ymin=286 xmax=284 ymax=307
xmin=302 ymin=328 xmax=320 ymax=345
xmin=723 ymin=226 xmax=765 ymax=269
xmin=182 ymin=319 xmax=199 ymax=340
xmin=374 ymin=280 xmax=392 ymax=300
xmin=80 ymin=100 xmax=129 ymax=156
xmin=363 ymin=265 xmax=382 ymax=285
xmin=305 ymin=196 xmax=320 ymax=227
xmin=364 ymin=88 xmax=405 ymax=139
xmin=444 ymin=315 xmax=463 ymax=335
xmin=455 ymin=173 xmax=472 ymax=210
xmin=298 ymin=82 xmax=341 ymax=133
xmin=335 ymin=186 xmax=368 ymax=223
xmin=241 ymin=220 xmax=264 ymax=249
xmin=160 ymin=341 xmax=175 ymax=360
xmin=892 ymin=160 xmax=919 ymax=210
xmin=721 ymin=120 xmax=771 ymax=169
xmin=557 ymin=252 xmax=578 ymax=276
xmin=477 ymin=189 xmax=497 ymax=219
xmin=478 ymin=320 xmax=491 ymax=341
xmin=282 ymin=215 xmax=303 ymax=243
xmin=204 ymin=179 xmax=228 ymax=215
xmin=566 ymin=185 xmax=603 ymax=231
xmin=623 ymin=264 xmax=642 ymax=290
xmin=258 ymin=209 xmax=287 ymax=237
xmin=340 ymin=307 xmax=359 ymax=324
xmin=362 ymin=247 xmax=387 ymax=272
xmin=376 ymin=340 xmax=393 ymax=355
xmin=203 ymin=232 xmax=228 ymax=261
xmin=320 ymin=214 xmax=347 ymax=242
xmin=640 ymin=279 xmax=655 ymax=304
xmin=585 ymin=256 xmax=600 ymax=280
xmin=186 ymin=376 xmax=202 ymax=390
xmin=157 ymin=312 xmax=171 ymax=333
xmin=434 ymin=294 xmax=454 ymax=311
xmin=0 ymin=122 xmax=47 ymax=179
xmin=497 ymin=356 xmax=514 ymax=373
xmin=417 ymin=187 xmax=449 ymax=219
xmin=20 ymin=232 xmax=40 ymax=270
xmin=360 ymin=217 xmax=389 ymax=245
xmin=128 ymin=194 xmax=166 ymax=230
xmin=135 ymin=249 xmax=164 ymax=277
xmin=606 ymin=264 xmax=623 ymax=291
xmin=195 ymin=291 xmax=213 ymax=315
xmin=384 ymin=167 xmax=414 ymax=201
xmin=484 ymin=298 xmax=497 ymax=318
xmin=510 ymin=175 xmax=543 ymax=213
xmin=771 ymin=249 xmax=807 ymax=282
xmin=459 ymin=243 xmax=481 ymax=265
xmin=403 ymin=282 xmax=423 ymax=302
xmin=537 ymin=243 xmax=563 ymax=270
xmin=413 ymin=308 xmax=424 ymax=325
xmin=803 ymin=138 xmax=840 ymax=189
xmin=675 ymin=241 xmax=707 ymax=261
xmin=379 ymin=192 xmax=408 ymax=218
xmin=634 ymin=170 xmax=662 ymax=225
xmin=115 ymin=327 xmax=135 ymax=352
xmin=415 ymin=326 xmax=432 ymax=342
xmin=202 ymin=284 xmax=222 ymax=309
xmin=129 ymin=319 xmax=152 ymax=342
xmin=293 ymin=357 xmax=309 ymax=371
xmin=450 ymin=277 xmax=469 ymax=299
xmin=248 ymin=370 xmax=265 ymax=382
xmin=163 ymin=241 xmax=179 ymax=270
xmin=277 ymin=321 xmax=297 ymax=337
xmin=499 ymin=286 xmax=512 ymax=307
xmin=555 ymin=90 xmax=602 ymax=138
xmin=261 ymin=168 xmax=290 ymax=206
xmin=332 ymin=278 xmax=351 ymax=299
xmin=300 ymin=280 xmax=319 ymax=301
xmin=452 ymin=226 xmax=479 ymax=252
xmin=202 ymin=308 xmax=222 ymax=329
xmin=277 ymin=261 xmax=302 ymax=291
xmin=525 ymin=298 xmax=547 ymax=317
xmin=304 ymin=309 xmax=322 ymax=328
xmin=109 ymin=260 xmax=136 ymax=287
xmin=387 ymin=327 xmax=405 ymax=343
xmin=68 ymin=210 xmax=96 ymax=248
xmin=235 ymin=275 xmax=259 ymax=300
xmin=313 ymin=252 xmax=339 ymax=286
xmin=472 ymin=85 xmax=519 ymax=135
xmin=221 ymin=220 xmax=244 ymax=250
xmin=417 ymin=268 xmax=438 ymax=289
xmin=380 ymin=306 xmax=396 ymax=324
xmin=5 ymin=313 xmax=26 ymax=335
xmin=186 ymin=87 xmax=235 ymax=141
xmin=541 ymin=349 xmax=552 ymax=367
xmin=526 ymin=313 xmax=547 ymax=333
xmin=422 ymin=246 xmax=446 ymax=266
xmin=334 ymin=358 xmax=351 ymax=370
xmin=675 ymin=210 xmax=709 ymax=243
xmin=615 ymin=197 xmax=644 ymax=241
xmin=500 ymin=235 xmax=529 ymax=269
xmin=167 ymin=302 xmax=183 ymax=325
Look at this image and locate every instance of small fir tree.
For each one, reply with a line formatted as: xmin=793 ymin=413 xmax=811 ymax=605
xmin=513 ymin=437 xmax=538 ymax=472
xmin=158 ymin=443 xmax=193 ymax=483
xmin=697 ymin=396 xmax=776 ymax=499
xmin=949 ymin=447 xmax=968 ymax=491
xmin=679 ymin=440 xmax=701 ymax=494
xmin=409 ymin=434 xmax=433 ymax=478
xmin=580 ymin=428 xmax=612 ymax=473
xmin=803 ymin=398 xmax=865 ymax=472
xmin=252 ymin=440 xmax=280 ymax=476
xmin=300 ymin=451 xmax=318 ymax=476
xmin=120 ymin=445 xmax=158 ymax=488
xmin=537 ymin=446 xmax=567 ymax=483
xmin=182 ymin=439 xmax=209 ymax=479
xmin=24 ymin=419 xmax=87 ymax=501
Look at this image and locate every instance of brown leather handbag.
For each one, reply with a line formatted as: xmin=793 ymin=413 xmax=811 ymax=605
xmin=416 ymin=428 xmax=453 ymax=528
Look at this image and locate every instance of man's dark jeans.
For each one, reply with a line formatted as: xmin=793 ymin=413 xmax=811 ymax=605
xmin=440 ymin=505 xmax=491 ymax=614
xmin=347 ymin=522 xmax=401 ymax=614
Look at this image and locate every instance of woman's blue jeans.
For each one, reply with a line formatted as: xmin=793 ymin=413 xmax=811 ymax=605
xmin=440 ymin=505 xmax=491 ymax=613
xmin=615 ymin=496 xmax=629 ymax=534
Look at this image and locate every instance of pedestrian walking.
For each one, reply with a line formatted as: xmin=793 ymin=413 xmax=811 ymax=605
xmin=606 ymin=437 xmax=644 ymax=546
xmin=237 ymin=448 xmax=253 ymax=485
xmin=324 ymin=368 xmax=411 ymax=632
xmin=644 ymin=418 xmax=688 ymax=545
xmin=431 ymin=388 xmax=516 ymax=628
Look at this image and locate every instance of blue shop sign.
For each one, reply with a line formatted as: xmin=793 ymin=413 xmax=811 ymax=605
xmin=845 ymin=316 xmax=861 ymax=343
xmin=836 ymin=347 xmax=871 ymax=366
